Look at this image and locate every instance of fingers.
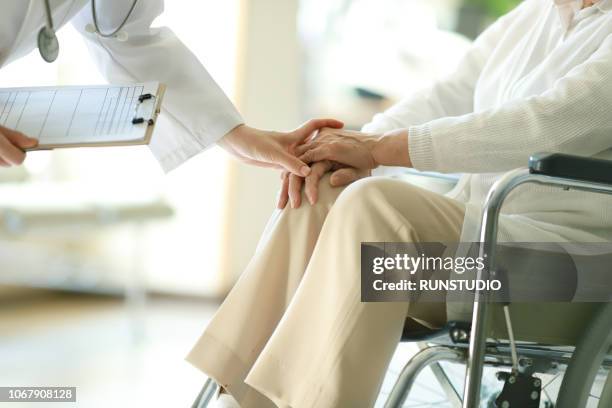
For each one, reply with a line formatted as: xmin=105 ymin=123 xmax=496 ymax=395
xmin=239 ymin=157 xmax=284 ymax=170
xmin=295 ymin=141 xmax=319 ymax=157
xmin=288 ymin=173 xmax=304 ymax=208
xmin=276 ymin=119 xmax=342 ymax=175
xmin=2 ymin=127 xmax=38 ymax=149
xmin=304 ymin=160 xmax=332 ymax=205
xmin=299 ymin=145 xmax=333 ymax=165
xmin=329 ymin=167 xmax=364 ymax=187
xmin=221 ymin=139 xmax=285 ymax=170
xmin=0 ymin=127 xmax=37 ymax=166
xmin=277 ymin=160 xmax=333 ymax=209
xmin=0 ymin=132 xmax=27 ymax=165
xmin=276 ymin=172 xmax=290 ymax=209
xmin=289 ymin=118 xmax=344 ymax=144
xmin=297 ymin=118 xmax=344 ymax=136
xmin=277 ymin=150 xmax=311 ymax=177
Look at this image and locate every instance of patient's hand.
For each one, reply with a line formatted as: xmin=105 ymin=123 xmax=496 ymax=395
xmin=275 ymin=127 xmax=411 ymax=208
xmin=276 ymin=127 xmax=379 ymax=208
xmin=296 ymin=127 xmax=412 ymax=170
xmin=276 ymin=127 xmax=378 ymax=208
xmin=295 ymin=128 xmax=380 ymax=170
xmin=276 ymin=162 xmax=369 ymax=209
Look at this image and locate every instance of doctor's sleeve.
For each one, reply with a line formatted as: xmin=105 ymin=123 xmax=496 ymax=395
xmin=71 ymin=0 xmax=243 ymax=172
xmin=407 ymin=38 xmax=612 ymax=174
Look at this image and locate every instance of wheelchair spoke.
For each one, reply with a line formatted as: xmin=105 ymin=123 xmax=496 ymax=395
xmin=412 ymin=381 xmax=448 ymax=396
xmin=542 ymin=388 xmax=554 ymax=404
xmin=542 ymin=373 xmax=562 ymax=390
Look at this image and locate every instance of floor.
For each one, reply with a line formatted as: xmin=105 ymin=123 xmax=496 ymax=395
xmin=0 ymin=293 xmax=215 ymax=408
xmin=1 ymin=292 xmax=593 ymax=408
xmin=0 ymin=291 xmax=453 ymax=408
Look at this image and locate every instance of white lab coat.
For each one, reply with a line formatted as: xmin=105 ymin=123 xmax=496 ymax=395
xmin=0 ymin=0 xmax=243 ymax=172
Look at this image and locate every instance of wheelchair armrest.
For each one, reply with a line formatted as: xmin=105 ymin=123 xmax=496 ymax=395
xmin=529 ymin=152 xmax=612 ymax=185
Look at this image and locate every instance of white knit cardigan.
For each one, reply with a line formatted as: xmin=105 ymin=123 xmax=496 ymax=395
xmin=363 ymin=0 xmax=612 ymax=318
xmin=365 ymin=0 xmax=612 ymax=244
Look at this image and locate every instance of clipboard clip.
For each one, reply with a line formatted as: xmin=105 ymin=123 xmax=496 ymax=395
xmin=132 ymin=93 xmax=156 ymax=125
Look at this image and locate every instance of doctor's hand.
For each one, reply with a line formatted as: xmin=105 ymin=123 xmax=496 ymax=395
xmin=0 ymin=125 xmax=37 ymax=167
xmin=218 ymin=119 xmax=344 ymax=176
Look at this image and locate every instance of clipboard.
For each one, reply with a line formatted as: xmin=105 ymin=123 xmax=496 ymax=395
xmin=0 ymin=82 xmax=165 ymax=150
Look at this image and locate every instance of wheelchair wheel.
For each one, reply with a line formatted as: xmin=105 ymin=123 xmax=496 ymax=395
xmin=556 ymin=303 xmax=612 ymax=408
xmin=600 ymin=368 xmax=612 ymax=407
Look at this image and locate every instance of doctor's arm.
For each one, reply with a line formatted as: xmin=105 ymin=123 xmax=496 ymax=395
xmin=71 ymin=0 xmax=340 ymax=175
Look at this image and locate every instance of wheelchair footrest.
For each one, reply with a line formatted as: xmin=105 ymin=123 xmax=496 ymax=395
xmin=495 ymin=371 xmax=541 ymax=408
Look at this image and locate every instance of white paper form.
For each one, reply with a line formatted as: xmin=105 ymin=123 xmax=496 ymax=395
xmin=0 ymin=82 xmax=159 ymax=146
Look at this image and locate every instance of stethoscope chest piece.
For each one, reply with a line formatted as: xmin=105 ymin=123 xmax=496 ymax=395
xmin=38 ymin=0 xmax=137 ymax=63
xmin=37 ymin=26 xmax=59 ymax=63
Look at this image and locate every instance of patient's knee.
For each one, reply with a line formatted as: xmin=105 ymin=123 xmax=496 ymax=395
xmin=330 ymin=176 xmax=427 ymax=224
xmin=325 ymin=177 xmax=390 ymax=222
xmin=335 ymin=177 xmax=400 ymax=209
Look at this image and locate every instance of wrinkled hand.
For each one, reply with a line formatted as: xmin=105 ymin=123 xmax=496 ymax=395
xmin=276 ymin=127 xmax=412 ymax=209
xmin=276 ymin=128 xmax=379 ymax=209
xmin=296 ymin=127 xmax=411 ymax=171
xmin=218 ymin=119 xmax=344 ymax=176
xmin=295 ymin=128 xmax=380 ymax=171
xmin=0 ymin=125 xmax=37 ymax=167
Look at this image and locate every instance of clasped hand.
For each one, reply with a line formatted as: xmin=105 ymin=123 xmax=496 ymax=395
xmin=277 ymin=127 xmax=380 ymax=209
xmin=276 ymin=126 xmax=412 ymax=209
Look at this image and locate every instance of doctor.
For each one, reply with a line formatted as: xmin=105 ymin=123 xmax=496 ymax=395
xmin=0 ymin=0 xmax=342 ymax=172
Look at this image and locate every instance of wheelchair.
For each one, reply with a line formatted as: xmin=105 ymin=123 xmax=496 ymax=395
xmin=193 ymin=152 xmax=612 ymax=408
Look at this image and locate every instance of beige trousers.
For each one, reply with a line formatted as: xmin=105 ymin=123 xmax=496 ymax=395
xmin=187 ymin=175 xmax=465 ymax=408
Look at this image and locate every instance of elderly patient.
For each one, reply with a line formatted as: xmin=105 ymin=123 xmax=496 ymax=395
xmin=189 ymin=1 xmax=612 ymax=407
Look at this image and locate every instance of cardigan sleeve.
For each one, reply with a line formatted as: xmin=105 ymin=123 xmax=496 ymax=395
xmin=408 ymin=35 xmax=612 ymax=174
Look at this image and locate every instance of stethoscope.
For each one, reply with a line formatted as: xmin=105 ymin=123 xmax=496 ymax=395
xmin=37 ymin=0 xmax=139 ymax=63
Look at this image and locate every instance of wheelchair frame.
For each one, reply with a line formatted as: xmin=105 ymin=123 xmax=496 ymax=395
xmin=387 ymin=161 xmax=612 ymax=408
xmin=465 ymin=167 xmax=612 ymax=408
